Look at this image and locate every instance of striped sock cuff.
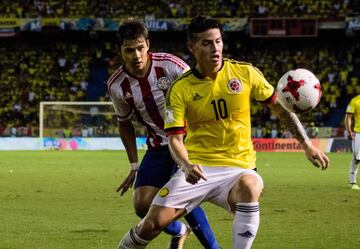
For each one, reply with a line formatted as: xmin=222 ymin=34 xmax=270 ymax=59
xmin=235 ymin=203 xmax=260 ymax=213
xmin=129 ymin=227 xmax=149 ymax=246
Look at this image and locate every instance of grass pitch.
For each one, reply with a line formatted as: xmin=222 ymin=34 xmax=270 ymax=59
xmin=0 ymin=151 xmax=359 ymax=249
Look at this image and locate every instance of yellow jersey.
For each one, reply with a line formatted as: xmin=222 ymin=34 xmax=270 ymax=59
xmin=164 ymin=59 xmax=275 ymax=169
xmin=346 ymin=95 xmax=360 ymax=133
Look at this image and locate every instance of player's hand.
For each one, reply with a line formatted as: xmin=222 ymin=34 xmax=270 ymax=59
xmin=183 ymin=163 xmax=207 ymax=184
xmin=116 ymin=170 xmax=137 ymax=196
xmin=302 ymin=140 xmax=330 ymax=170
xmin=347 ymin=132 xmax=354 ymax=140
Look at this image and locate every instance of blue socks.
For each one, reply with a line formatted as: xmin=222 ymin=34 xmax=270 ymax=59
xmin=163 ymin=220 xmax=185 ymax=236
xmin=162 ymin=207 xmax=219 ymax=249
xmin=184 ymin=207 xmax=219 ymax=249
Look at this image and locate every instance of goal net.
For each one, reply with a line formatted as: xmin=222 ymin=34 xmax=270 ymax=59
xmin=39 ymin=101 xmax=119 ymax=138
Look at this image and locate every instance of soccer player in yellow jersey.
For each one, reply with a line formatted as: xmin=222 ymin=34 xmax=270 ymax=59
xmin=117 ymin=16 xmax=329 ymax=249
xmin=345 ymin=94 xmax=360 ymax=190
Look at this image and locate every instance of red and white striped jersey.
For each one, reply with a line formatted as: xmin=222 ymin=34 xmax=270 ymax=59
xmin=107 ymin=52 xmax=189 ymax=148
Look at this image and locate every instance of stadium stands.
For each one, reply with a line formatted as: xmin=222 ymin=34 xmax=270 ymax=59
xmin=0 ymin=41 xmax=92 ymax=136
xmin=1 ymin=35 xmax=358 ymax=137
xmin=0 ymin=0 xmax=359 ymax=18
xmin=0 ymin=1 xmax=359 ymax=137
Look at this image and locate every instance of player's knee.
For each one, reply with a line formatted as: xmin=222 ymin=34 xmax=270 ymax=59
xmin=237 ymin=174 xmax=263 ymax=200
xmin=353 ymin=159 xmax=360 ymax=165
xmin=134 ymin=192 xmax=154 ymax=218
xmin=134 ymin=187 xmax=159 ymax=218
xmin=138 ymin=217 xmax=165 ymax=236
xmin=134 ymin=202 xmax=150 ymax=218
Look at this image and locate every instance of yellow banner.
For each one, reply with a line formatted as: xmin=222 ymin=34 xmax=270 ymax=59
xmin=0 ymin=18 xmax=20 ymax=28
xmin=41 ymin=18 xmax=61 ymax=26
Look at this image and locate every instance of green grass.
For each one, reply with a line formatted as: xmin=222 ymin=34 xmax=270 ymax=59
xmin=0 ymin=151 xmax=359 ymax=249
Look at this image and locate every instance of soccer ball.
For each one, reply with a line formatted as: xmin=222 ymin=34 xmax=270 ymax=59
xmin=276 ymin=68 xmax=322 ymax=113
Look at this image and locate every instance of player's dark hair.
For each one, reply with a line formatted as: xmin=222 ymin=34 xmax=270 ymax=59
xmin=187 ymin=16 xmax=223 ymax=41
xmin=117 ymin=18 xmax=148 ymax=46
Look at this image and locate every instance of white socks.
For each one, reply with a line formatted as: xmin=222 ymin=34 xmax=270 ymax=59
xmin=117 ymin=227 xmax=149 ymax=249
xmin=233 ymin=202 xmax=260 ymax=249
xmin=349 ymin=159 xmax=359 ymax=184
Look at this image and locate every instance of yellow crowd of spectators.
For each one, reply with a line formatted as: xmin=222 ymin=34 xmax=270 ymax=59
xmin=0 ymin=37 xmax=359 ymax=137
xmin=0 ymin=42 xmax=94 ymax=133
xmin=0 ymin=0 xmax=358 ymax=18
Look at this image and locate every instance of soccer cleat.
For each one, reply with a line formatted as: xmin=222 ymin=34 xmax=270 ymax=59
xmin=167 ymin=226 xmax=191 ymax=249
xmin=350 ymin=184 xmax=360 ymax=190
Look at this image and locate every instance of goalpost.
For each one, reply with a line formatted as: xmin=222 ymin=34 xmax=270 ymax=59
xmin=39 ymin=101 xmax=116 ymax=139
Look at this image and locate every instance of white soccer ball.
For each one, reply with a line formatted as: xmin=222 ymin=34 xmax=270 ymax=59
xmin=276 ymin=68 xmax=322 ymax=113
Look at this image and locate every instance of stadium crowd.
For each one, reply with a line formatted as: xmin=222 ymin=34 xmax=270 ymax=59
xmin=0 ymin=0 xmax=359 ymax=18
xmin=0 ymin=41 xmax=113 ymax=136
xmin=0 ymin=0 xmax=359 ymax=137
xmin=0 ymin=37 xmax=359 ymax=137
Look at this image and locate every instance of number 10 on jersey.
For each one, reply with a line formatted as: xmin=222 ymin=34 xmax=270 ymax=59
xmin=211 ymin=99 xmax=228 ymax=120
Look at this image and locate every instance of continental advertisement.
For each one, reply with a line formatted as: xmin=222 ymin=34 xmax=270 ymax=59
xmin=252 ymin=138 xmax=334 ymax=152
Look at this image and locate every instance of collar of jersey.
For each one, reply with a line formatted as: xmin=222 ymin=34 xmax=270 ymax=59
xmin=191 ymin=59 xmax=224 ymax=79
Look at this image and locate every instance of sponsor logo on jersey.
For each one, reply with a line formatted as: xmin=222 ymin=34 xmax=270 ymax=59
xmin=159 ymin=187 xmax=169 ymax=197
xmin=157 ymin=77 xmax=171 ymax=90
xmin=192 ymin=93 xmax=203 ymax=101
xmin=227 ymin=78 xmax=242 ymax=94
xmin=165 ymin=108 xmax=175 ymax=123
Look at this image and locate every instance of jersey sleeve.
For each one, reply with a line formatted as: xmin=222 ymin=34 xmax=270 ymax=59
xmin=249 ymin=65 xmax=275 ymax=103
xmin=109 ymin=87 xmax=133 ymax=121
xmin=164 ymin=82 xmax=186 ymax=135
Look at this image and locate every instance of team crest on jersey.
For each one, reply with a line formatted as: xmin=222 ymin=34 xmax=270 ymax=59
xmin=157 ymin=77 xmax=171 ymax=90
xmin=159 ymin=187 xmax=169 ymax=197
xmin=227 ymin=78 xmax=242 ymax=94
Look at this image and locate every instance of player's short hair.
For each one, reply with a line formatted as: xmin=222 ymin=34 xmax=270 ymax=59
xmin=117 ymin=18 xmax=148 ymax=46
xmin=187 ymin=16 xmax=223 ymax=42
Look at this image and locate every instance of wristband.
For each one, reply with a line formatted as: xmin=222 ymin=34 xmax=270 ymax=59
xmin=130 ymin=162 xmax=139 ymax=171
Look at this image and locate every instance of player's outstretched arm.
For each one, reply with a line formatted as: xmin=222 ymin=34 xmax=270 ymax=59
xmin=168 ymin=134 xmax=207 ymax=184
xmin=268 ymin=98 xmax=330 ymax=170
xmin=116 ymin=120 xmax=139 ymax=196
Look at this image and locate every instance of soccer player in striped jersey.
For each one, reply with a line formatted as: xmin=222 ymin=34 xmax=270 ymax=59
xmin=345 ymin=94 xmax=360 ymax=190
xmin=117 ymin=16 xmax=329 ymax=249
xmin=108 ymin=19 xmax=220 ymax=249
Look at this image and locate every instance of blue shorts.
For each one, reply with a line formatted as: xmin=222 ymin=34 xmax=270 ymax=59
xmin=134 ymin=146 xmax=178 ymax=189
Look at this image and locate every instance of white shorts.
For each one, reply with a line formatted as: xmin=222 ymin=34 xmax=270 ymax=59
xmin=352 ymin=133 xmax=360 ymax=160
xmin=152 ymin=166 xmax=263 ymax=213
